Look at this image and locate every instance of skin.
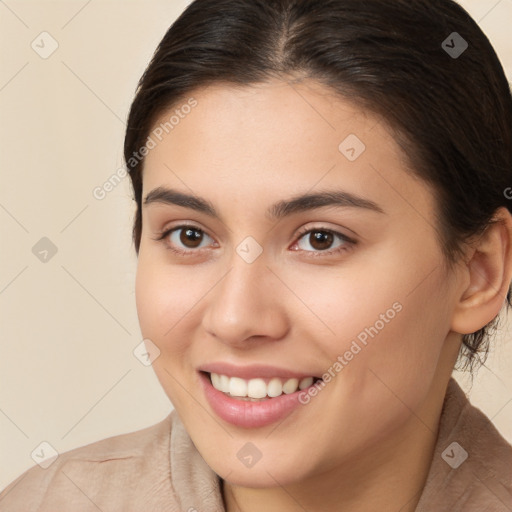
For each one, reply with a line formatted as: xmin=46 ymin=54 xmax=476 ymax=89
xmin=135 ymin=78 xmax=512 ymax=512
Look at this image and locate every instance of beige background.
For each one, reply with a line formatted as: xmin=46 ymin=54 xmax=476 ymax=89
xmin=1 ymin=0 xmax=511 ymax=491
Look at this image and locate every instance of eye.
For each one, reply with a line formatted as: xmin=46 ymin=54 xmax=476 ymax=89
xmin=153 ymin=224 xmax=356 ymax=258
xmin=154 ymin=224 xmax=216 ymax=256
xmin=292 ymin=227 xmax=355 ymax=256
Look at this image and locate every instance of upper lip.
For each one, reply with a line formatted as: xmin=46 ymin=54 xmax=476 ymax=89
xmin=198 ymin=362 xmax=321 ymax=380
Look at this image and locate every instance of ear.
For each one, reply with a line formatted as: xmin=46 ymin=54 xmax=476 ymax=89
xmin=451 ymin=207 xmax=512 ymax=335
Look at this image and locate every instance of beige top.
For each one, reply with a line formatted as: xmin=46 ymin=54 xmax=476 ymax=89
xmin=0 ymin=378 xmax=511 ymax=511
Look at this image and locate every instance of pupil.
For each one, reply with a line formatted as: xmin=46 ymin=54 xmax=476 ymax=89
xmin=181 ymin=228 xmax=202 ymax=248
xmin=311 ymin=231 xmax=332 ymax=250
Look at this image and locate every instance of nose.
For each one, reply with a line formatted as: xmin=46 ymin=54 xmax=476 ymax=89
xmin=201 ymin=254 xmax=290 ymax=348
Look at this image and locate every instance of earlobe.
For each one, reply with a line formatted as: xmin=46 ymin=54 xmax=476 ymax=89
xmin=451 ymin=207 xmax=512 ymax=335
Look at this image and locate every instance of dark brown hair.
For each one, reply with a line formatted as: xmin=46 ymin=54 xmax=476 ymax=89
xmin=124 ymin=0 xmax=512 ymax=373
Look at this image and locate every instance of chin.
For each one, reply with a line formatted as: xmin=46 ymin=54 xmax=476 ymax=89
xmin=199 ymin=440 xmax=315 ymax=489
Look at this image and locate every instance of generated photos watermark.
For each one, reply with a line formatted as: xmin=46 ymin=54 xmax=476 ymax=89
xmin=298 ymin=301 xmax=403 ymax=404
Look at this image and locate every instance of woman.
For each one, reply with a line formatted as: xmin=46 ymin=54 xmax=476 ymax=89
xmin=1 ymin=0 xmax=511 ymax=510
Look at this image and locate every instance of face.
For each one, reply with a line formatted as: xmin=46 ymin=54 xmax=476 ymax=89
xmin=135 ymin=78 xmax=462 ymax=487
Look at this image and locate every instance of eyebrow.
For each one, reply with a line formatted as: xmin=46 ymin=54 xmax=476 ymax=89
xmin=143 ymin=186 xmax=386 ymax=220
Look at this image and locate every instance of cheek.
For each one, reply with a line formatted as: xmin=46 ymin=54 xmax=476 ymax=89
xmin=135 ymin=253 xmax=190 ymax=354
xmin=134 ymin=253 xmax=204 ymax=409
xmin=291 ymin=254 xmax=450 ymax=389
xmin=135 ymin=252 xmax=217 ymax=359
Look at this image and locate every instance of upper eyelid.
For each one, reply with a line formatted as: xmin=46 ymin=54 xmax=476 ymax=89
xmin=295 ymin=224 xmax=354 ymax=240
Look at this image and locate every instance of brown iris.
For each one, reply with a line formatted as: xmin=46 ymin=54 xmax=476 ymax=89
xmin=308 ymin=230 xmax=334 ymax=251
xmin=180 ymin=227 xmax=203 ymax=248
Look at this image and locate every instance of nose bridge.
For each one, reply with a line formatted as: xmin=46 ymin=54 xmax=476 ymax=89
xmin=218 ymin=233 xmax=271 ymax=305
xmin=202 ymin=246 xmax=288 ymax=344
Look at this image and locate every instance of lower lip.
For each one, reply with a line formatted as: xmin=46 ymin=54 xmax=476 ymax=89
xmin=199 ymin=372 xmax=312 ymax=429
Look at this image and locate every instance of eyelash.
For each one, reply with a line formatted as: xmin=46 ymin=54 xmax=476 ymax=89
xmin=152 ymin=224 xmax=357 ymax=258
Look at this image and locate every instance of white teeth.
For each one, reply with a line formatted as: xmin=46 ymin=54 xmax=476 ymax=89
xmin=299 ymin=376 xmax=313 ymax=389
xmin=210 ymin=373 xmax=316 ymax=398
xmin=247 ymin=378 xmax=267 ymax=399
xmin=229 ymin=377 xmax=247 ymax=397
xmin=219 ymin=374 xmax=230 ymax=393
xmin=267 ymin=378 xmax=283 ymax=397
xmin=282 ymin=378 xmax=299 ymax=394
xmin=211 ymin=372 xmax=221 ymax=390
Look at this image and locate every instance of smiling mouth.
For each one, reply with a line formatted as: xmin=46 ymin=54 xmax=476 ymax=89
xmin=202 ymin=371 xmax=323 ymax=400
xmin=198 ymin=369 xmax=324 ymax=428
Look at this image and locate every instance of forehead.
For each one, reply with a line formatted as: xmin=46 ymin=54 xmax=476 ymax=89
xmin=141 ymin=78 xmax=435 ymax=222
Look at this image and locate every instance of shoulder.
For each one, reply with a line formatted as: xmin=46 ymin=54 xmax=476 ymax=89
xmin=0 ymin=411 xmax=179 ymax=512
xmin=416 ymin=378 xmax=512 ymax=512
xmin=454 ymin=385 xmax=512 ymax=509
